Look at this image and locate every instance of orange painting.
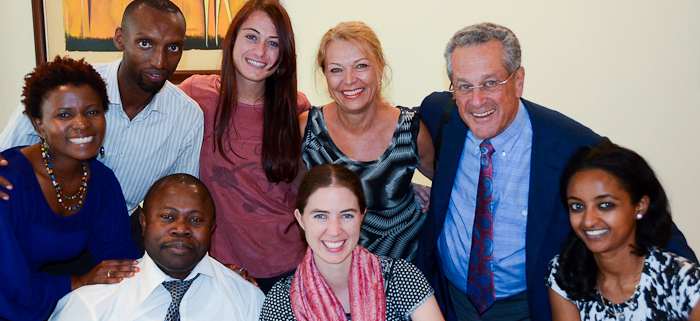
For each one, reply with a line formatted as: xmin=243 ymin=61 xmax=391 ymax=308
xmin=62 ymin=0 xmax=245 ymax=51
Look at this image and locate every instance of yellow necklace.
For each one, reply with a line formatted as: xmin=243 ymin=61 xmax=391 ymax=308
xmin=597 ymin=262 xmax=644 ymax=318
xmin=598 ymin=282 xmax=640 ymax=317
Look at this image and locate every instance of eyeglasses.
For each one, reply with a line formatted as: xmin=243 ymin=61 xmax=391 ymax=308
xmin=451 ymin=69 xmax=518 ymax=97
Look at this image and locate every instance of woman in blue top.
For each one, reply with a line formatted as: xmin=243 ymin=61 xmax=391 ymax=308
xmin=0 ymin=56 xmax=139 ymax=320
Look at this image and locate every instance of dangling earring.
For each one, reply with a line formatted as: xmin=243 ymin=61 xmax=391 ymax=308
xmin=636 ymin=213 xmax=643 ymax=220
xmin=99 ymin=146 xmax=105 ymax=157
xmin=41 ymin=138 xmax=49 ymax=157
xmin=275 ymin=67 xmax=280 ymax=74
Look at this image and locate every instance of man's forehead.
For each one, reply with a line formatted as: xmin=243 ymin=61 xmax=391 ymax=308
xmin=148 ymin=184 xmax=213 ymax=214
xmin=123 ymin=6 xmax=184 ymax=34
xmin=452 ymin=46 xmax=508 ymax=78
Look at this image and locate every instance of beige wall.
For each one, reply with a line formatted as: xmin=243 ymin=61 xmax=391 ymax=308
xmin=0 ymin=0 xmax=35 ymax=128
xmin=2 ymin=1 xmax=699 ymax=252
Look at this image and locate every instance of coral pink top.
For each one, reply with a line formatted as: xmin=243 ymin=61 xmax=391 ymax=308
xmin=180 ymin=74 xmax=310 ymax=278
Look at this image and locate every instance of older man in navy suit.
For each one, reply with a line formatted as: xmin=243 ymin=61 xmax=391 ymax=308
xmin=416 ymin=22 xmax=695 ymax=321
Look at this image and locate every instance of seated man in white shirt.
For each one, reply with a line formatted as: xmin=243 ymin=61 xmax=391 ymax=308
xmin=50 ymin=174 xmax=264 ymax=321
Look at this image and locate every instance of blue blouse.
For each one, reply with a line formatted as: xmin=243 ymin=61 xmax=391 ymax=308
xmin=0 ymin=146 xmax=139 ymax=320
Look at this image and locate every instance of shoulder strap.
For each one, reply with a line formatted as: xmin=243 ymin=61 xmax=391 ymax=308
xmin=433 ymin=98 xmax=456 ymax=170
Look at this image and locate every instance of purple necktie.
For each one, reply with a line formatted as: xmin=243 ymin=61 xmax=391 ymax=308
xmin=467 ymin=140 xmax=496 ymax=315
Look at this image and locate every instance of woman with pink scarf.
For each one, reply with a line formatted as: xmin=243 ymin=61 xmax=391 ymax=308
xmin=260 ymin=164 xmax=443 ymax=320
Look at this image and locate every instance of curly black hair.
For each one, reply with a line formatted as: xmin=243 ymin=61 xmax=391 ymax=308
xmin=555 ymin=141 xmax=672 ymax=300
xmin=21 ymin=55 xmax=109 ymax=120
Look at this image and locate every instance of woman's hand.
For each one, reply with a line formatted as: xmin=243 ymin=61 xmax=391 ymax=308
xmin=70 ymin=259 xmax=140 ymax=290
xmin=0 ymin=155 xmax=12 ymax=200
xmin=413 ymin=183 xmax=431 ymax=213
xmin=225 ymin=264 xmax=259 ymax=288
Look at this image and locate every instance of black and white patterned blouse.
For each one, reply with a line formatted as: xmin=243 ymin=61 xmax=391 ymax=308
xmin=260 ymin=256 xmax=435 ymax=321
xmin=546 ymin=249 xmax=700 ymax=320
xmin=302 ymin=106 xmax=424 ymax=261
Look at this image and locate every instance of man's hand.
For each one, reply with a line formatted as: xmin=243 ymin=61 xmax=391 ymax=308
xmin=70 ymin=259 xmax=140 ymax=290
xmin=225 ymin=264 xmax=259 ymax=288
xmin=0 ymin=155 xmax=12 ymax=200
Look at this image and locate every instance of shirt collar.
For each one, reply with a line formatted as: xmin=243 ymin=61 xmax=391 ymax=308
xmin=104 ymin=58 xmax=123 ymax=107
xmin=138 ymin=252 xmax=216 ymax=304
xmin=467 ymin=100 xmax=530 ymax=158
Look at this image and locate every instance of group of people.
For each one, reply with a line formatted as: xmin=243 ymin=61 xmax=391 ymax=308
xmin=0 ymin=0 xmax=698 ymax=320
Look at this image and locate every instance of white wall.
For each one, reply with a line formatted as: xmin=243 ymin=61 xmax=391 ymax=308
xmin=0 ymin=0 xmax=36 ymax=128
xmin=2 ymin=1 xmax=699 ymax=252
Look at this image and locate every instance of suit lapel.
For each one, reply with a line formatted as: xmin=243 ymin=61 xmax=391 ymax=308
xmin=432 ymin=111 xmax=468 ymax=241
xmin=524 ymin=101 xmax=567 ymax=283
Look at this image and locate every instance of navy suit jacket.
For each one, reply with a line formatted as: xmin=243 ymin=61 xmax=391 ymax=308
xmin=416 ymin=92 xmax=696 ymax=321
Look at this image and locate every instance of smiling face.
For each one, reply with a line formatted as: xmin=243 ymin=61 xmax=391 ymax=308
xmin=450 ymin=40 xmax=524 ymax=139
xmin=232 ymin=11 xmax=280 ymax=86
xmin=567 ymin=168 xmax=649 ymax=257
xmin=323 ymin=40 xmax=382 ymax=113
xmin=114 ymin=5 xmax=185 ymax=94
xmin=140 ymin=182 xmax=216 ymax=280
xmin=32 ymin=84 xmax=106 ymax=163
xmin=295 ymin=185 xmax=364 ymax=271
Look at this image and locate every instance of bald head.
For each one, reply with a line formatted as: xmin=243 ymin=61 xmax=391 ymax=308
xmin=121 ymin=0 xmax=185 ymax=33
xmin=142 ymin=174 xmax=214 ymax=215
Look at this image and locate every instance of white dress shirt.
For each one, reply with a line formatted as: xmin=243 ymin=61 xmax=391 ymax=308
xmin=0 ymin=58 xmax=204 ymax=214
xmin=49 ymin=252 xmax=264 ymax=321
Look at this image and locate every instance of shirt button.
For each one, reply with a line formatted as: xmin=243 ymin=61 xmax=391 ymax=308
xmin=521 ymin=210 xmax=527 ymax=216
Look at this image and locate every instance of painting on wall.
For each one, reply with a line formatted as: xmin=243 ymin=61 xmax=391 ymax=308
xmin=32 ymin=0 xmax=243 ymax=81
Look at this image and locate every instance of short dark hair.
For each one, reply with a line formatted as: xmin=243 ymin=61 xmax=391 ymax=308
xmin=22 ymin=55 xmax=110 ymax=120
xmin=143 ymin=173 xmax=215 ymax=217
xmin=555 ymin=141 xmax=672 ymax=300
xmin=122 ymin=0 xmax=185 ymax=29
xmin=295 ymin=164 xmax=367 ymax=215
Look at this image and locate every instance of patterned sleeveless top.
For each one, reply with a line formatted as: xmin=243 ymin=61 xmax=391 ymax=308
xmin=302 ymin=106 xmax=424 ymax=261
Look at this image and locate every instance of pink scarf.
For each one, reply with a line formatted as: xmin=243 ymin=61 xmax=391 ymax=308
xmin=290 ymin=246 xmax=386 ymax=321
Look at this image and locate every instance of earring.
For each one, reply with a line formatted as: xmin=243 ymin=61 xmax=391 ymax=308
xmin=99 ymin=146 xmax=105 ymax=157
xmin=275 ymin=67 xmax=280 ymax=74
xmin=40 ymin=138 xmax=50 ymax=159
xmin=636 ymin=213 xmax=643 ymax=220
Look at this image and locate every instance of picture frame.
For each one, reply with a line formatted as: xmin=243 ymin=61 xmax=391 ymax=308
xmin=31 ymin=0 xmax=225 ymax=84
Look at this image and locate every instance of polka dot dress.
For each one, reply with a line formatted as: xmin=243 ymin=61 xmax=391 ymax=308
xmin=260 ymin=256 xmax=435 ymax=321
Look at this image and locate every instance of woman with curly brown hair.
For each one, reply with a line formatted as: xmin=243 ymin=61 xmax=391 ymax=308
xmin=0 ymin=56 xmax=138 ymax=320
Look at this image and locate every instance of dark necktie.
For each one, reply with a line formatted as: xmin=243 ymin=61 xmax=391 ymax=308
xmin=467 ymin=140 xmax=496 ymax=315
xmin=162 ymin=273 xmax=200 ymax=321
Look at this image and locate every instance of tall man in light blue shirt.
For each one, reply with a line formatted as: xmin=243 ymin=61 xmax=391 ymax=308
xmin=0 ymin=0 xmax=203 ymax=265
xmin=417 ymin=22 xmax=695 ymax=321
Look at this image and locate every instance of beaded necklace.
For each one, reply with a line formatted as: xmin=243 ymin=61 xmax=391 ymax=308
xmin=41 ymin=139 xmax=88 ymax=211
